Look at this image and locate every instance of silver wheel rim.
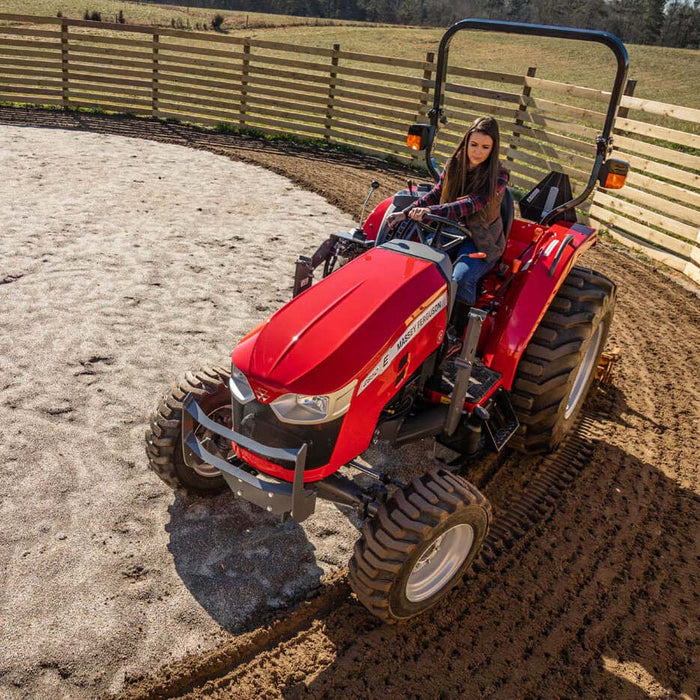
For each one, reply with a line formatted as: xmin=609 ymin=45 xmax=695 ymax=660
xmin=565 ymin=324 xmax=603 ymax=419
xmin=405 ymin=523 xmax=474 ymax=603
xmin=192 ymin=405 xmax=231 ymax=478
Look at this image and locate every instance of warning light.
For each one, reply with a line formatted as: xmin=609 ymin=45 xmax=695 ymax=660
xmin=406 ymin=123 xmax=433 ymax=152
xmin=407 ymin=133 xmax=423 ymax=151
xmin=598 ymin=158 xmax=629 ymax=190
xmin=602 ymin=172 xmax=627 ymax=189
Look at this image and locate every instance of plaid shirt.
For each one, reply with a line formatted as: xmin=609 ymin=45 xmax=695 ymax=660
xmin=405 ymin=167 xmax=510 ymax=222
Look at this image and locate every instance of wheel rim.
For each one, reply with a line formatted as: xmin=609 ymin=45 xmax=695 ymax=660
xmin=192 ymin=405 xmax=231 ymax=478
xmin=405 ymin=523 xmax=475 ymax=603
xmin=565 ymin=324 xmax=603 ymax=419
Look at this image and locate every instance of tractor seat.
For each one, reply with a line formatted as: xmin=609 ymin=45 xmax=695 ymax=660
xmin=501 ymin=186 xmax=514 ymax=240
xmin=494 ymin=187 xmax=515 ymax=278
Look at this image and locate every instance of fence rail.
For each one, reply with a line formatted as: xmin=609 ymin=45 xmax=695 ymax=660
xmin=1 ymin=13 xmax=698 ymax=284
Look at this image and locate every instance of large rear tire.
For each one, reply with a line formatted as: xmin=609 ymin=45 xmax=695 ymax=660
xmin=510 ymin=266 xmax=615 ymax=454
xmin=349 ymin=470 xmax=491 ymax=623
xmin=145 ymin=366 xmax=231 ymax=495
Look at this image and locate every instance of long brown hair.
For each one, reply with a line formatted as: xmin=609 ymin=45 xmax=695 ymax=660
xmin=441 ymin=116 xmax=502 ymax=221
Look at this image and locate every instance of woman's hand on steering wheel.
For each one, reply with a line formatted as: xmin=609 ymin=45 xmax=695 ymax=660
xmin=387 ymin=211 xmax=407 ymax=228
xmin=408 ymin=207 xmax=430 ymax=222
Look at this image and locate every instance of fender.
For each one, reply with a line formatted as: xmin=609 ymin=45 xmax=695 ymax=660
xmin=481 ymin=221 xmax=598 ymax=388
xmin=361 ymin=196 xmax=393 ymax=242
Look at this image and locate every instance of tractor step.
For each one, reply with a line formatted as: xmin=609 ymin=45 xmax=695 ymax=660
xmin=484 ymin=388 xmax=519 ymax=452
xmin=440 ymin=360 xmax=502 ymax=403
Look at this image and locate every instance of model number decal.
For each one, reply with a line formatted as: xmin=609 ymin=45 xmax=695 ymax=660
xmin=358 ymin=292 xmax=447 ymax=395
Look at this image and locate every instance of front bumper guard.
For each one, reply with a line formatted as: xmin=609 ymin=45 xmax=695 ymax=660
xmin=182 ymin=393 xmax=316 ymax=522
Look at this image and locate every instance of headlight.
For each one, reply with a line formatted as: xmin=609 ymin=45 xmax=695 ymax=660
xmin=270 ymin=380 xmax=357 ymax=425
xmin=230 ymin=363 xmax=255 ymax=404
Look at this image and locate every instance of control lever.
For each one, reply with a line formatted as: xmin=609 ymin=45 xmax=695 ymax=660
xmin=407 ymin=179 xmax=415 ymax=196
xmin=359 ymin=180 xmax=380 ymax=227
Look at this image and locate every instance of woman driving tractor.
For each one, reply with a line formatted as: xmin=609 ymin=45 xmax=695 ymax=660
xmin=388 ymin=116 xmax=509 ymax=327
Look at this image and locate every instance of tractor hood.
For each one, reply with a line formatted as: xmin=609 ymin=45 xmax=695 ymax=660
xmin=232 ymin=246 xmax=448 ymax=398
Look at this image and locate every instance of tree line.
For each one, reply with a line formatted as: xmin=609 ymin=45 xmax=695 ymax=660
xmin=142 ymin=0 xmax=699 ymax=48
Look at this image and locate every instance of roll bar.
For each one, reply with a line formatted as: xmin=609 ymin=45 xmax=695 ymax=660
xmin=424 ymin=20 xmax=629 ymax=226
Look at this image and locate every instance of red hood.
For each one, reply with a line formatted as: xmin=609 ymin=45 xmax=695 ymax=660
xmin=232 ymin=247 xmax=447 ymax=397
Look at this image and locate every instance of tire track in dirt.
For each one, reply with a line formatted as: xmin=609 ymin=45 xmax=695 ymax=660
xmin=4 ymin=108 xmax=696 ymax=699
xmin=117 ymin=400 xmax=614 ymax=698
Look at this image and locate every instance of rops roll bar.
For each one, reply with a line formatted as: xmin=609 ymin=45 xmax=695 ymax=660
xmin=423 ymin=20 xmax=629 ymax=226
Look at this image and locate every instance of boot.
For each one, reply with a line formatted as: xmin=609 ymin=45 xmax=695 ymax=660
xmin=451 ymin=299 xmax=471 ymax=341
xmin=440 ymin=299 xmax=471 ymax=363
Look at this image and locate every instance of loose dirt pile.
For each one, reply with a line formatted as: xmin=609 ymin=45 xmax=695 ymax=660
xmin=1 ymin=108 xmax=698 ymax=698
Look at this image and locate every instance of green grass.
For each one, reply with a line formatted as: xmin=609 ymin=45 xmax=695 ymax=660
xmin=2 ymin=1 xmax=698 ymax=124
xmin=4 ymin=1 xmax=696 ymax=107
xmin=0 ymin=1 xmax=357 ymax=30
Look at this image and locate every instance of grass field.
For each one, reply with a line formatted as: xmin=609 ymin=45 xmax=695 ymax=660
xmin=2 ymin=0 xmax=698 ymax=108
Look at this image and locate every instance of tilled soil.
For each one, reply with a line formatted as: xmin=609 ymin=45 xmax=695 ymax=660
xmin=2 ymin=108 xmax=699 ymax=699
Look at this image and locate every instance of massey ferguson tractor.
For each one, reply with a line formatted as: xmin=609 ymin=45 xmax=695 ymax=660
xmin=146 ymin=20 xmax=630 ymax=622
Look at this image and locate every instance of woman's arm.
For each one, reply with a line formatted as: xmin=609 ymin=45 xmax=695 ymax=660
xmin=417 ymin=170 xmax=509 ymax=222
xmin=387 ymin=168 xmax=446 ymax=228
xmin=401 ymin=168 xmax=446 ymax=212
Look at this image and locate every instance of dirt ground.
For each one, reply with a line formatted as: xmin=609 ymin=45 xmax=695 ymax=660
xmin=1 ymin=108 xmax=698 ymax=699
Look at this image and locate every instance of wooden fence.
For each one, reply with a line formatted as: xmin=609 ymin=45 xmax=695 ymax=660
xmin=1 ymin=13 xmax=698 ymax=283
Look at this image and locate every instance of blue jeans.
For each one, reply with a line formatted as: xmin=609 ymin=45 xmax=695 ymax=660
xmin=453 ymin=239 xmax=494 ymax=304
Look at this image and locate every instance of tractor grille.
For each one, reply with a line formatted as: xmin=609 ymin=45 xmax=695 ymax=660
xmin=231 ymin=397 xmax=343 ymax=471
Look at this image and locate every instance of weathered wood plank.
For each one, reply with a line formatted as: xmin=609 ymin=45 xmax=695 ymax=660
xmin=336 ymin=49 xmax=427 ymax=70
xmin=614 ymin=117 xmax=700 ymax=150
xmin=618 ymin=150 xmax=700 ymax=189
xmin=524 ymin=76 xmax=609 ymax=104
xmin=444 ymin=82 xmax=522 ymax=104
xmin=0 ymin=26 xmax=61 ymax=39
xmin=443 ymin=94 xmax=518 ymax=120
xmin=0 ymin=94 xmax=62 ymax=106
xmin=594 ymin=190 xmax=698 ymax=243
xmin=626 ymin=171 xmax=700 ymax=210
xmin=0 ymin=85 xmax=60 ymax=97
xmin=447 ymin=64 xmax=523 ymax=85
xmin=613 ymin=184 xmax=700 ymax=228
xmin=588 ymin=203 xmax=693 ymax=257
xmin=612 ymin=133 xmax=700 ymax=171
xmin=619 ymin=95 xmax=700 ymax=123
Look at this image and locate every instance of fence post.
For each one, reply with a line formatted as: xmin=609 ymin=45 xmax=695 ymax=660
xmin=152 ymin=32 xmax=159 ymax=118
xmin=412 ymin=50 xmax=434 ymax=166
xmin=506 ymin=66 xmax=537 ymax=170
xmin=60 ymin=19 xmax=69 ymax=109
xmin=592 ymin=78 xmax=637 ymax=217
xmin=239 ymin=38 xmax=251 ymax=126
xmin=507 ymin=66 xmax=536 ymax=169
xmin=615 ymin=78 xmax=637 ymax=125
xmin=324 ymin=43 xmax=340 ymax=143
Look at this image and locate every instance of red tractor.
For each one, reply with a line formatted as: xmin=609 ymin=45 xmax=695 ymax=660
xmin=146 ymin=20 xmax=629 ymax=623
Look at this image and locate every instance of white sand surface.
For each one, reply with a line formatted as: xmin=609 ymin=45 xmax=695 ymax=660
xmin=0 ymin=125 xmax=365 ymax=696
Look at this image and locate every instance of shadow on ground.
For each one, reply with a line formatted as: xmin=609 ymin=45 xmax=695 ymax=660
xmin=166 ymin=491 xmax=324 ymax=631
xmin=282 ymin=438 xmax=698 ymax=698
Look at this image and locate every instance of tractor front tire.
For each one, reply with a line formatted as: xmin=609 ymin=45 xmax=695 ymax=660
xmin=145 ymin=366 xmax=231 ymax=495
xmin=349 ymin=470 xmax=491 ymax=623
xmin=510 ymin=266 xmax=615 ymax=454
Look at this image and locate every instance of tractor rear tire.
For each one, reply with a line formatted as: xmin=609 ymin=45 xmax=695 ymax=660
xmin=145 ymin=366 xmax=231 ymax=495
xmin=349 ymin=470 xmax=491 ymax=623
xmin=510 ymin=266 xmax=615 ymax=454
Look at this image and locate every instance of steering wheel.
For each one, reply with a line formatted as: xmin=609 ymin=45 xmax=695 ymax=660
xmin=388 ymin=213 xmax=471 ymax=254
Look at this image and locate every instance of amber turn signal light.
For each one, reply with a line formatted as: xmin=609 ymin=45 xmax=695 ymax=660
xmin=602 ymin=172 xmax=627 ymax=189
xmin=598 ymin=158 xmax=629 ymax=190
xmin=406 ymin=123 xmax=434 ymax=152
xmin=407 ymin=133 xmax=423 ymax=151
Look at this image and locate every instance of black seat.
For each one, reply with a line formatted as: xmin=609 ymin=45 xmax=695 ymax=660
xmin=500 ymin=186 xmax=514 ymax=239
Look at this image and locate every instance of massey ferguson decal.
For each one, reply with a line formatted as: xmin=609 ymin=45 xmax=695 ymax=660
xmin=358 ymin=291 xmax=448 ymax=395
